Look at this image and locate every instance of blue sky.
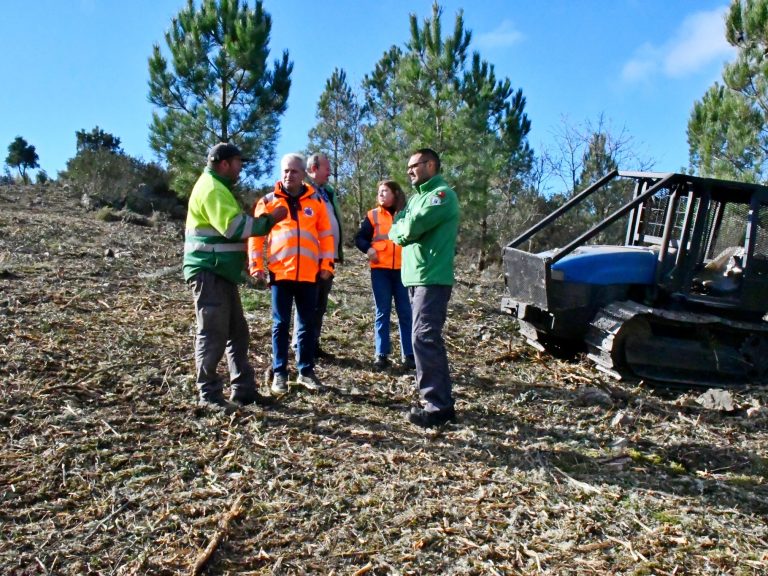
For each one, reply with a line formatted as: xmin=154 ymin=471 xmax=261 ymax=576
xmin=1 ymin=0 xmax=735 ymax=192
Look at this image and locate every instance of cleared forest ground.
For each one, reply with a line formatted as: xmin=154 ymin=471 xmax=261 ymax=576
xmin=1 ymin=184 xmax=767 ymax=575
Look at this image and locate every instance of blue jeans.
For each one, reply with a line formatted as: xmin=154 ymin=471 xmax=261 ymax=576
xmin=292 ymin=273 xmax=333 ymax=352
xmin=371 ymin=268 xmax=413 ymax=358
xmin=271 ymin=280 xmax=317 ymax=376
xmin=410 ymin=285 xmax=453 ymax=412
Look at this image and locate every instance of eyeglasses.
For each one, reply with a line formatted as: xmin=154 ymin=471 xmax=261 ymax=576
xmin=407 ymin=159 xmax=430 ymax=171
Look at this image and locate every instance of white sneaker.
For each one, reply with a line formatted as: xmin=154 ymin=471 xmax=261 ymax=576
xmin=296 ymin=372 xmax=324 ymax=391
xmin=271 ymin=372 xmax=288 ymax=394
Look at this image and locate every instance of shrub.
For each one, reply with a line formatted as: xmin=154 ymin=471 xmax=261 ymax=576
xmin=0 ymin=168 xmax=14 ymax=186
xmin=94 ymin=206 xmax=121 ymax=222
xmin=60 ymin=150 xmax=183 ymax=217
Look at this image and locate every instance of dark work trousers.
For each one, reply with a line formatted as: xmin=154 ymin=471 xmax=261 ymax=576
xmin=190 ymin=271 xmax=255 ymax=400
xmin=292 ymin=274 xmax=333 ymax=353
xmin=409 ymin=285 xmax=454 ymax=413
xmin=313 ymin=274 xmax=334 ymax=349
xmin=272 ymin=280 xmax=317 ymax=376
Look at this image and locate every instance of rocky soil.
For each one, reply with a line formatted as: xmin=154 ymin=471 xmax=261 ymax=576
xmin=1 ymin=183 xmax=766 ymax=575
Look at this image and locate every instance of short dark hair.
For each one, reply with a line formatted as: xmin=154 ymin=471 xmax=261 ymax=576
xmin=207 ymin=142 xmax=244 ymax=165
xmin=411 ymin=147 xmax=441 ymax=172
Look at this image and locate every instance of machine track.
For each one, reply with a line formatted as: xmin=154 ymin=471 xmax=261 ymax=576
xmin=585 ymin=301 xmax=768 ymax=387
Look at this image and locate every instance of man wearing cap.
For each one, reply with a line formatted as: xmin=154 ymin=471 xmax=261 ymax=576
xmin=184 ymin=142 xmax=288 ymax=413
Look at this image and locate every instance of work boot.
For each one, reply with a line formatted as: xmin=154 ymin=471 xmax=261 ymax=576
xmin=406 ymin=406 xmax=456 ymax=428
xmin=373 ymin=355 xmax=389 ymax=371
xmin=296 ymin=371 xmax=325 ymax=391
xmin=230 ymin=388 xmax=275 ymax=407
xmin=402 ymin=355 xmax=416 ymax=370
xmin=271 ymin=372 xmax=289 ymax=395
xmin=198 ymin=395 xmax=238 ymax=415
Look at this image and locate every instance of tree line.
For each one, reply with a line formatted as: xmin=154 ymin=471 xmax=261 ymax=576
xmin=4 ymin=0 xmax=762 ymax=267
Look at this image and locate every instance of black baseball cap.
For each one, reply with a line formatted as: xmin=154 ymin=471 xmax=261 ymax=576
xmin=208 ymin=142 xmax=248 ymax=163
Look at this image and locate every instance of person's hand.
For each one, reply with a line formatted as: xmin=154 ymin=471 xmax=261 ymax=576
xmin=250 ymin=270 xmax=269 ymax=290
xmin=366 ymin=248 xmax=379 ymax=263
xmin=270 ymin=206 xmax=288 ymax=223
xmin=318 ymin=269 xmax=333 ymax=281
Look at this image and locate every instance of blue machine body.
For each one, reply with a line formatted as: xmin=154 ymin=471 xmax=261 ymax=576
xmin=550 ymin=246 xmax=657 ymax=285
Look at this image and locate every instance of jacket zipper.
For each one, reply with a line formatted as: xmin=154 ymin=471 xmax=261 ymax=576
xmin=284 ymin=191 xmax=303 ymax=282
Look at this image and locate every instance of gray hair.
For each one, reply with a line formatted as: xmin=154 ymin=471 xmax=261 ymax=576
xmin=281 ymin=153 xmax=306 ymax=171
xmin=306 ymin=153 xmax=328 ymax=172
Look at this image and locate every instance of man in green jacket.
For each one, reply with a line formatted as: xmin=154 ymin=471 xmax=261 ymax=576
xmin=302 ymin=153 xmax=344 ymax=360
xmin=184 ymin=143 xmax=287 ymax=413
xmin=389 ymin=148 xmax=460 ymax=427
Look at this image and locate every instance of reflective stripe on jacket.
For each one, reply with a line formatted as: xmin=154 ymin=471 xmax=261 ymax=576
xmin=248 ymin=182 xmax=334 ymax=282
xmin=367 ymin=207 xmax=401 ymax=270
xmin=183 ymin=168 xmax=275 ymax=284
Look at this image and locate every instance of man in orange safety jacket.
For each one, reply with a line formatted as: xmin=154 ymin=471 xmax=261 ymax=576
xmin=248 ymin=153 xmax=334 ymax=394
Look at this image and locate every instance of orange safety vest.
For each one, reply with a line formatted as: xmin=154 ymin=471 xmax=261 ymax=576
xmin=367 ymin=207 xmax=402 ymax=270
xmin=248 ymin=182 xmax=334 ymax=282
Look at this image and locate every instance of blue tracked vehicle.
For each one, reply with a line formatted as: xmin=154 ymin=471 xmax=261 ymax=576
xmin=501 ymin=171 xmax=768 ymax=387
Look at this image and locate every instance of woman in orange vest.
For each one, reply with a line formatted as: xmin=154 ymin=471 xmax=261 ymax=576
xmin=354 ymin=180 xmax=414 ymax=371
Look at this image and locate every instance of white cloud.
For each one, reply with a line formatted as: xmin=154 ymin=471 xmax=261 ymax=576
xmin=621 ymin=6 xmax=736 ymax=83
xmin=622 ymin=43 xmax=661 ymax=83
xmin=664 ymin=8 xmax=736 ymax=76
xmin=475 ymin=20 xmax=524 ymax=49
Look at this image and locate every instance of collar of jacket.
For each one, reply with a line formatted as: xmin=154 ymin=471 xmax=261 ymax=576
xmin=305 ymin=176 xmax=334 ymax=197
xmin=205 ymin=166 xmax=234 ymax=189
xmin=416 ymin=173 xmax=447 ymax=194
xmin=275 ymin=181 xmax=314 ymax=200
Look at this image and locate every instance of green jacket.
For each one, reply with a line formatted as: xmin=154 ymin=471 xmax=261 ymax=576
xmin=389 ymin=174 xmax=460 ymax=286
xmin=305 ymin=178 xmax=344 ymax=263
xmin=183 ymin=168 xmax=276 ymax=284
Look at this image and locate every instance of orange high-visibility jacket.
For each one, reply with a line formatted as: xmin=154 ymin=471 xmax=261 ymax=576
xmin=367 ymin=207 xmax=402 ymax=270
xmin=248 ymin=182 xmax=334 ymax=282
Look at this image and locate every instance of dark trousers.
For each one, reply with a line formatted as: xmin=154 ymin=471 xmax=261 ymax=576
xmin=371 ymin=268 xmax=413 ymax=358
xmin=190 ymin=271 xmax=255 ymax=400
xmin=313 ymin=274 xmax=334 ymax=348
xmin=272 ymin=280 xmax=317 ymax=376
xmin=292 ymin=274 xmax=333 ymax=353
xmin=409 ymin=285 xmax=454 ymax=412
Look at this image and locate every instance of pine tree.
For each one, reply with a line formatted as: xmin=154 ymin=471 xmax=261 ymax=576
xmin=5 ymin=136 xmax=39 ymax=183
xmin=76 ymin=127 xmax=123 ymax=154
xmin=688 ymin=83 xmax=762 ymax=181
xmin=573 ymin=132 xmax=629 ymax=244
xmin=306 ymin=69 xmax=369 ymax=221
xmin=360 ymin=2 xmax=533 ymax=266
xmin=148 ymin=0 xmax=292 ymax=195
xmin=362 ymin=45 xmax=407 ymax=184
xmin=687 ymin=0 xmax=768 ymax=181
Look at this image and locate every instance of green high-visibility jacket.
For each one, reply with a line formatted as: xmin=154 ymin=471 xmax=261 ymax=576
xmin=183 ymin=168 xmax=276 ymax=284
xmin=389 ymin=174 xmax=460 ymax=286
